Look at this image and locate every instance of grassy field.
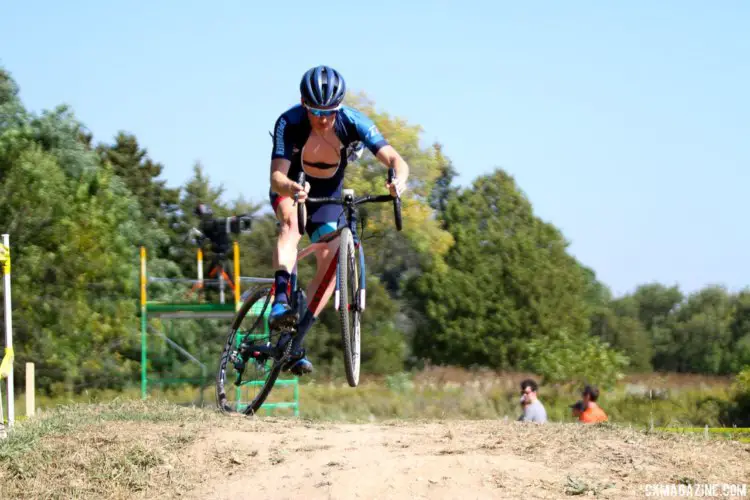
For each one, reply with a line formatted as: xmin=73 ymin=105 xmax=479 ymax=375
xmin=6 ymin=367 xmax=740 ymax=428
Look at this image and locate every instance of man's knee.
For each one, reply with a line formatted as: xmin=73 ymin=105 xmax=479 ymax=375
xmin=275 ymin=200 xmax=300 ymax=237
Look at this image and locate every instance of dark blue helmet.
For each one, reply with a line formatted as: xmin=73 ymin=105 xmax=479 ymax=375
xmin=300 ymin=65 xmax=346 ymax=109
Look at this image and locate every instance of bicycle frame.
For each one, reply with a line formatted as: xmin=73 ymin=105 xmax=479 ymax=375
xmin=286 ymin=199 xmax=367 ymax=316
xmin=258 ymin=167 xmax=399 ymax=326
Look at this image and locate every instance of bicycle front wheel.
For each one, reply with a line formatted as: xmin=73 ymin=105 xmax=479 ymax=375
xmin=337 ymin=227 xmax=362 ymax=387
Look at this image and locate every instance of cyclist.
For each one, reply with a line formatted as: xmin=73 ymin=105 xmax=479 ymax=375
xmin=266 ymin=65 xmax=409 ymax=376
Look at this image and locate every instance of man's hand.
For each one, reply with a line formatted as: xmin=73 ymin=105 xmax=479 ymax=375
xmin=271 ymin=158 xmax=310 ymax=202
xmin=386 ymin=175 xmax=407 ymax=198
xmin=290 ymin=180 xmax=310 ymax=203
xmin=376 ymin=145 xmax=409 ymax=198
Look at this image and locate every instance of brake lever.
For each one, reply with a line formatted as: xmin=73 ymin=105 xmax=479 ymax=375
xmin=387 ymin=167 xmax=401 ymax=200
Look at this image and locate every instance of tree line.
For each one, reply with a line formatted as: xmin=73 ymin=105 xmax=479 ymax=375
xmin=1 ymin=66 xmax=748 ymax=396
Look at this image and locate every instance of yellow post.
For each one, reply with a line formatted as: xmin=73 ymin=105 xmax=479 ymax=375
xmin=233 ymin=241 xmax=241 ymax=310
xmin=140 ymin=247 xmax=147 ymax=307
xmin=1 ymin=234 xmax=14 ymax=429
xmin=140 ymin=246 xmax=147 ymax=399
xmin=197 ymin=248 xmax=204 ymax=284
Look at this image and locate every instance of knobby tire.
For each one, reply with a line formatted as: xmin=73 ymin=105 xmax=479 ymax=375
xmin=338 ymin=227 xmax=361 ymax=387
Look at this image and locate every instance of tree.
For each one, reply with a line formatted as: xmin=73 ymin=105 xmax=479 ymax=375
xmin=428 ymin=142 xmax=458 ymax=222
xmin=521 ymin=329 xmax=629 ymax=389
xmin=408 ymin=168 xmax=592 ymax=370
xmin=97 ymin=132 xmax=182 ymax=256
xmin=727 ymin=291 xmax=750 ymax=372
xmin=342 ymin=92 xmax=454 ymax=291
xmin=591 ymin=309 xmax=652 ymax=371
xmin=666 ymin=286 xmax=734 ymax=374
xmin=0 ymin=67 xmax=170 ymax=393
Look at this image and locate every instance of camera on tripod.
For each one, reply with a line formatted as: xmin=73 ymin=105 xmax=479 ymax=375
xmin=191 ymin=203 xmax=253 ymax=256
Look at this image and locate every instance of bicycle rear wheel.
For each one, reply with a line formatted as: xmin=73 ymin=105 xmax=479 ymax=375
xmin=215 ymin=284 xmax=285 ymax=415
xmin=337 ymin=227 xmax=362 ymax=387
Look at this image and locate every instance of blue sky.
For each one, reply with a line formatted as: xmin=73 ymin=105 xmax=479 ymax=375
xmin=2 ymin=1 xmax=748 ymax=297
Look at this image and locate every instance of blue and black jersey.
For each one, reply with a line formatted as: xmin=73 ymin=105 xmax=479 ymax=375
xmin=269 ymin=104 xmax=389 ymax=241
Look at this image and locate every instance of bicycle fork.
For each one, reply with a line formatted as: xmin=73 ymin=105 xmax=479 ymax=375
xmin=334 ymin=242 xmax=367 ymax=312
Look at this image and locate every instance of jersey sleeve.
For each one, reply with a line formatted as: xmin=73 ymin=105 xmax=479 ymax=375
xmin=271 ymin=114 xmax=293 ymax=161
xmin=344 ymin=107 xmax=389 ymax=155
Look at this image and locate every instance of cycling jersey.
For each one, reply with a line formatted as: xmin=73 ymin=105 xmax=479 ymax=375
xmin=269 ymin=104 xmax=388 ymax=241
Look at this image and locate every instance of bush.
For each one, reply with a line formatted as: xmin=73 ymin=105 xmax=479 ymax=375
xmin=720 ymin=366 xmax=750 ymax=426
xmin=520 ymin=329 xmax=629 ymax=390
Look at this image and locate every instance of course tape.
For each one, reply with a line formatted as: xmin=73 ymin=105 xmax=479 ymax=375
xmin=0 ymin=244 xmax=9 ymax=274
xmin=0 ymin=347 xmax=14 ymax=380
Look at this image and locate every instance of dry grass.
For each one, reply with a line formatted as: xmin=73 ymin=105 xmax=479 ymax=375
xmin=357 ymin=366 xmax=734 ymax=391
xmin=6 ymin=367 xmax=741 ymax=435
xmin=2 ymin=399 xmax=749 ymax=499
xmin=0 ymin=400 xmax=227 ymax=499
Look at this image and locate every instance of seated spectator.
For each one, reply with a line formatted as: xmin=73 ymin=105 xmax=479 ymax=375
xmin=517 ymin=378 xmax=547 ymax=423
xmin=570 ymin=400 xmax=585 ymax=419
xmin=577 ymin=385 xmax=608 ymax=423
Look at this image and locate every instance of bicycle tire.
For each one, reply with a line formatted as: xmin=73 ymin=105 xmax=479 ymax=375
xmin=215 ymin=284 xmax=283 ymax=415
xmin=338 ymin=227 xmax=361 ymax=387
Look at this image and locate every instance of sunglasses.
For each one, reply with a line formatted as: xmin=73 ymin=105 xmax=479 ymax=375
xmin=304 ymin=104 xmax=340 ymax=117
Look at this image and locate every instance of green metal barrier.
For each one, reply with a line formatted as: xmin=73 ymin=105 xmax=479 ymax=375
xmin=139 ymin=298 xmax=300 ymax=416
xmin=233 ymin=299 xmax=299 ymax=416
xmin=138 ymin=245 xmax=299 ymax=415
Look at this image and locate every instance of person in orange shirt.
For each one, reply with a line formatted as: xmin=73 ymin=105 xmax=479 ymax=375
xmin=574 ymin=385 xmax=608 ymax=423
xmin=570 ymin=400 xmax=585 ymax=419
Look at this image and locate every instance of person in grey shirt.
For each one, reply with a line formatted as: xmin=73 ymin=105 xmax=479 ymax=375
xmin=517 ymin=378 xmax=547 ymax=423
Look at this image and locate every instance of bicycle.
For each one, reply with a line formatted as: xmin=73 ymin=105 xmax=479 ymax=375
xmin=215 ymin=168 xmax=402 ymax=415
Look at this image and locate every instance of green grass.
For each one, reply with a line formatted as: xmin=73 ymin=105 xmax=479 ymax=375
xmin=5 ymin=367 xmax=743 ymax=428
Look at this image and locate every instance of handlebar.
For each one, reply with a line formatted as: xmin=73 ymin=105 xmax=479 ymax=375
xmin=387 ymin=167 xmax=403 ymax=232
xmin=294 ymin=168 xmax=403 ymax=236
xmin=295 ymin=174 xmax=306 ymax=236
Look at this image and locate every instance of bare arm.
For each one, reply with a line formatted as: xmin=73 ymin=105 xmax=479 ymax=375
xmin=375 ymin=145 xmax=409 ymax=196
xmin=270 ymin=158 xmax=307 ymax=200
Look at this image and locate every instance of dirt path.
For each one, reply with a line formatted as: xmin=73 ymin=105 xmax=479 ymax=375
xmin=181 ymin=418 xmax=750 ymax=500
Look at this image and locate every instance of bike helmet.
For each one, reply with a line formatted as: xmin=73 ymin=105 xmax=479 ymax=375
xmin=300 ymin=65 xmax=346 ymax=109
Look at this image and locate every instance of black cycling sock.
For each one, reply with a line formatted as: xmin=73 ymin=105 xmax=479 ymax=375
xmin=290 ymin=307 xmax=317 ymax=356
xmin=273 ymin=270 xmax=290 ymax=304
xmin=297 ymin=307 xmax=316 ymax=337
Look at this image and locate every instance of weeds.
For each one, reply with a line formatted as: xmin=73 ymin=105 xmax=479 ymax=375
xmin=1 ymin=395 xmax=748 ymax=499
xmin=0 ymin=400 xmax=224 ymax=498
xmin=7 ymin=367 xmax=742 ymax=428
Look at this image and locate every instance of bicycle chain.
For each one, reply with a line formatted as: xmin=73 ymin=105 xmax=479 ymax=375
xmin=279 ymin=332 xmax=295 ymax=366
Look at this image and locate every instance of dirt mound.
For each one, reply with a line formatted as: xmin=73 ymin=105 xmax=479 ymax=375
xmin=182 ymin=418 xmax=749 ymax=500
xmin=1 ymin=401 xmax=747 ymax=499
